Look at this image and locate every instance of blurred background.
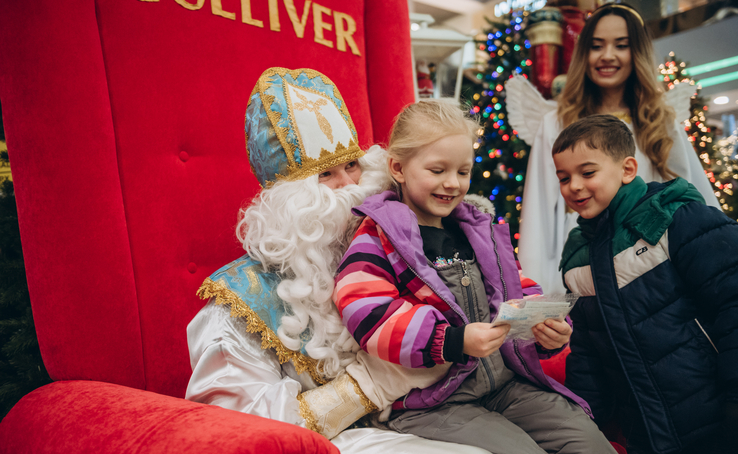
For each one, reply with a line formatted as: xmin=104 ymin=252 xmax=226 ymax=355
xmin=406 ymin=0 xmax=738 ymax=247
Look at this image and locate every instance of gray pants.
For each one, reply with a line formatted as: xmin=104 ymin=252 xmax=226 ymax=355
xmin=388 ymin=379 xmax=616 ymax=454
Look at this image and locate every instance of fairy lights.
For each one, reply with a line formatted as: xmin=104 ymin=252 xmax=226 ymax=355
xmin=661 ymin=54 xmax=738 ymax=217
xmin=466 ymin=10 xmax=531 ymax=247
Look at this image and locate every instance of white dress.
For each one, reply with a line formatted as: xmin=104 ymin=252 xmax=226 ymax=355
xmin=185 ymin=300 xmax=490 ymax=454
xmin=518 ymin=110 xmax=721 ymax=294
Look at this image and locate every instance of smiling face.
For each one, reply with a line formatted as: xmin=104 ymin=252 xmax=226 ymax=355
xmin=587 ymin=15 xmax=633 ymax=93
xmin=389 ymin=134 xmax=474 ymax=228
xmin=553 ymin=142 xmax=637 ymax=219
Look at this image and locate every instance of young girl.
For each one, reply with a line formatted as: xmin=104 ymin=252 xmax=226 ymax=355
xmin=515 ymin=3 xmax=719 ymax=294
xmin=334 ymin=100 xmax=617 ymax=454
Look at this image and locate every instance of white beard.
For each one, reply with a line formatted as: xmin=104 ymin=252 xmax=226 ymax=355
xmin=236 ymin=146 xmax=392 ymax=378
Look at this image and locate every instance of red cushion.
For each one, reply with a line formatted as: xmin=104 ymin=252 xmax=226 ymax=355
xmin=540 ymin=346 xmax=571 ymax=385
xmin=540 ymin=349 xmax=629 ymax=452
xmin=0 ymin=381 xmax=337 ymax=454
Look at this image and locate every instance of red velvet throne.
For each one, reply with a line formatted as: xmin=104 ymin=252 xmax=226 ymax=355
xmin=0 ymin=1 xmax=414 ymax=452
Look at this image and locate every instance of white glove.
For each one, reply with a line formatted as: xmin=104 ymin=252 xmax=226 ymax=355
xmin=298 ymin=351 xmax=451 ymax=437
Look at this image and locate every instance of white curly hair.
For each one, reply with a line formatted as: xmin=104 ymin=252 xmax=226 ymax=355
xmin=236 ymin=146 xmax=392 ymax=379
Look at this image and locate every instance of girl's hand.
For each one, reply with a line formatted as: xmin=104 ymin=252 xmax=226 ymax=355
xmin=463 ymin=323 xmax=510 ymax=358
xmin=532 ymin=318 xmax=571 ymax=350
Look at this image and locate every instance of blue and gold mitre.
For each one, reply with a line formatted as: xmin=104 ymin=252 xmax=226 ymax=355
xmin=245 ymin=67 xmax=365 ymax=187
xmin=197 ymin=255 xmax=327 ymax=384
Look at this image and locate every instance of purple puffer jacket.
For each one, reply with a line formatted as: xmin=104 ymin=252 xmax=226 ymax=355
xmin=350 ymin=191 xmax=591 ymax=415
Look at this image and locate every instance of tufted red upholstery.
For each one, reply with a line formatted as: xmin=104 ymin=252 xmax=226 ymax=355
xmin=0 ymin=1 xmax=414 ymax=452
xmin=1 ymin=381 xmax=338 ymax=454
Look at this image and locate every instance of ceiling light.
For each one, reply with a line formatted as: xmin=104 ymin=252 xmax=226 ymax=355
xmin=714 ymin=96 xmax=729 ymax=104
xmin=699 ymin=71 xmax=738 ymax=88
xmin=683 ymin=55 xmax=738 ymax=77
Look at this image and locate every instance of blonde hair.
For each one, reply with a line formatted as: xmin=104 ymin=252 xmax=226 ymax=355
xmin=558 ymin=3 xmax=677 ymax=180
xmin=387 ymin=99 xmax=478 ymax=163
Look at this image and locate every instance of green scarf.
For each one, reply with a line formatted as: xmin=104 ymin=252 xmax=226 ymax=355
xmin=559 ymin=176 xmax=705 ymax=276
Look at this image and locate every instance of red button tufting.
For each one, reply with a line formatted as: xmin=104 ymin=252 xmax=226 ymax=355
xmin=187 ymin=262 xmax=197 ymax=274
xmin=179 ymin=151 xmax=189 ymax=162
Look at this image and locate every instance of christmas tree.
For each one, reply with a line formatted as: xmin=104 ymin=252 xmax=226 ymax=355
xmin=659 ymin=53 xmax=738 ymax=219
xmin=0 ymin=102 xmax=52 ymax=419
xmin=463 ymin=11 xmax=532 ymax=250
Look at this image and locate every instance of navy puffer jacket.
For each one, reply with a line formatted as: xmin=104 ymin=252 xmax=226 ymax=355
xmin=560 ymin=177 xmax=738 ymax=454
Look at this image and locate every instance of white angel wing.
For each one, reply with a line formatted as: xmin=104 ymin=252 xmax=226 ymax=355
xmin=665 ymin=81 xmax=696 ymax=123
xmin=505 ymin=75 xmax=558 ymax=145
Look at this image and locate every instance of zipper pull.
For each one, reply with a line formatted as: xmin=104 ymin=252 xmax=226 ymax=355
xmin=695 ymin=319 xmax=719 ymax=353
xmin=461 ymin=261 xmax=471 ymax=287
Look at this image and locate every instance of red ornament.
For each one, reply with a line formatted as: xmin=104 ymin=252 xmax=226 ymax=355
xmin=416 ymin=59 xmax=434 ymax=98
xmin=527 ymin=9 xmax=562 ymax=99
xmin=560 ymin=6 xmax=584 ymax=74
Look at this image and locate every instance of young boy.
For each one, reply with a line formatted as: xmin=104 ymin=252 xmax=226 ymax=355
xmin=552 ymin=115 xmax=737 ymax=454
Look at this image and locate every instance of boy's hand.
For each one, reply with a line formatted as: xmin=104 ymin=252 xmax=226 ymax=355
xmin=532 ymin=318 xmax=572 ymax=350
xmin=463 ymin=323 xmax=510 ymax=358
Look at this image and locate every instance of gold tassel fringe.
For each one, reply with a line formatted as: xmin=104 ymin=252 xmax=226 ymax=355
xmin=197 ymin=278 xmax=328 ymax=385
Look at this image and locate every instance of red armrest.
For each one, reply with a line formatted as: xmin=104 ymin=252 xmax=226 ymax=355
xmin=0 ymin=381 xmax=338 ymax=454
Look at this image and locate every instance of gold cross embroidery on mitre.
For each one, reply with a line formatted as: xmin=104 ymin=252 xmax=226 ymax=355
xmin=293 ymin=91 xmax=334 ymax=144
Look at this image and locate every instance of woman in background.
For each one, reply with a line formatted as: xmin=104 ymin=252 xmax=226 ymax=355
xmin=513 ymin=2 xmax=719 ymax=294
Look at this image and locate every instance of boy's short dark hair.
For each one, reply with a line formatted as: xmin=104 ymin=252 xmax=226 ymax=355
xmin=552 ymin=114 xmax=635 ymax=161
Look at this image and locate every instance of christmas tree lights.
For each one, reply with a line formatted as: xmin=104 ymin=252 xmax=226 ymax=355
xmin=463 ymin=11 xmax=531 ymax=248
xmin=660 ymin=52 xmax=737 ymax=218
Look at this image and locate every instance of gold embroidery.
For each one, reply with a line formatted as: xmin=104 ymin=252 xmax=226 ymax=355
xmin=346 ymin=373 xmax=378 ymax=413
xmin=610 ymin=111 xmax=632 ymax=124
xmin=334 ymin=12 xmax=361 ymax=56
xmin=197 ymin=278 xmax=328 ymax=384
xmin=312 ymin=3 xmax=334 ymax=48
xmin=291 ymin=89 xmax=334 ymax=143
xmin=261 ymin=69 xmax=355 ymax=149
xmin=298 ymin=373 xmax=374 ymax=437
xmin=224 ymin=259 xmax=250 ymax=285
xmin=260 ymin=91 xmax=299 ymax=168
xmin=281 ymin=80 xmax=340 ymax=166
xmin=211 ymin=0 xmax=235 ymax=20
xmin=297 ymin=392 xmax=322 ymax=433
xmin=174 ymin=0 xmax=204 ymax=10
xmin=244 ymin=67 xmax=365 ymax=187
xmin=324 ymin=374 xmax=366 ymax=430
xmin=240 ymin=0 xmax=264 ymax=27
xmin=243 ymin=265 xmax=263 ymax=295
xmin=284 ymin=0 xmax=312 ymax=39
xmin=268 ymin=0 xmax=280 ymax=31
xmin=278 ymin=139 xmax=364 ymax=183
xmin=224 ymin=258 xmax=249 ymax=277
